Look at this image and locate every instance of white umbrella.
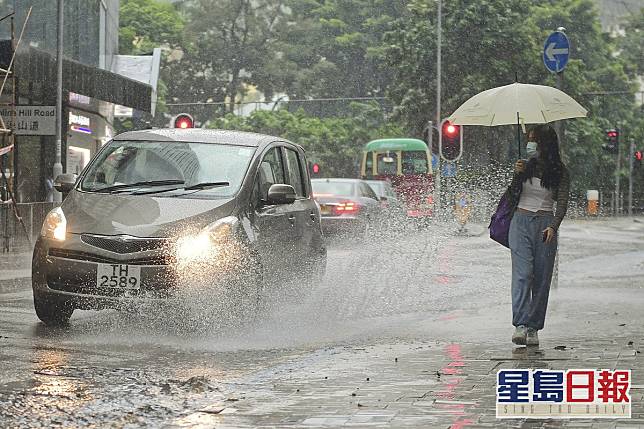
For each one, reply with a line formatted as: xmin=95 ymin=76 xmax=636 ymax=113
xmin=446 ymin=82 xmax=588 ymax=153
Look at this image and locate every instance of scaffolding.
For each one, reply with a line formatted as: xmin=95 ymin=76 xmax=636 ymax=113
xmin=0 ymin=7 xmax=32 ymax=252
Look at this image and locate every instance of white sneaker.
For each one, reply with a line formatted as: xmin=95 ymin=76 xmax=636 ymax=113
xmin=512 ymin=325 xmax=527 ymax=345
xmin=526 ymin=328 xmax=539 ymax=346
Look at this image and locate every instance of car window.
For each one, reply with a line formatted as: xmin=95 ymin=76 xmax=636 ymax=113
xmin=402 ymin=151 xmax=429 ymax=174
xmin=364 ymin=152 xmax=373 ymax=178
xmin=366 ymin=182 xmax=384 ymax=198
xmin=360 ymin=182 xmax=379 ymax=200
xmin=311 ymin=181 xmax=355 ymax=196
xmin=284 ymin=147 xmax=306 ymax=197
xmin=377 ymin=152 xmax=398 ymax=175
xmin=256 ymin=146 xmax=285 ymax=202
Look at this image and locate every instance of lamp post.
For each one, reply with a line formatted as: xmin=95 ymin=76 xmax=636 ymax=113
xmin=52 ymin=0 xmax=64 ymax=202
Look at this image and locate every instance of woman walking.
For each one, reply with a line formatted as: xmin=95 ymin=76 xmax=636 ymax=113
xmin=506 ymin=124 xmax=570 ymax=346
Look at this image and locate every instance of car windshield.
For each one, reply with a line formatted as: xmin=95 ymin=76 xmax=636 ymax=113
xmin=311 ymin=181 xmax=356 ymax=197
xmin=80 ymin=140 xmax=255 ymax=197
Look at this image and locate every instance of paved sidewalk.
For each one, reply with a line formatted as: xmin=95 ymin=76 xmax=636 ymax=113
xmin=0 ymin=251 xmax=31 ymax=291
xmin=171 ymin=336 xmax=643 ymax=428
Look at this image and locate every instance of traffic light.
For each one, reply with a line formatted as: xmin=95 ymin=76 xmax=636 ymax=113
xmin=635 ymin=150 xmax=642 ymax=168
xmin=173 ymin=113 xmax=194 ymax=129
xmin=310 ymin=162 xmax=321 ymax=176
xmin=603 ymin=129 xmax=619 ymax=153
xmin=440 ymin=119 xmax=463 ymax=161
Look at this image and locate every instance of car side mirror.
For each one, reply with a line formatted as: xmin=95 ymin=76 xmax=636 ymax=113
xmin=266 ymin=184 xmax=296 ymax=205
xmin=54 ymin=173 xmax=78 ymax=193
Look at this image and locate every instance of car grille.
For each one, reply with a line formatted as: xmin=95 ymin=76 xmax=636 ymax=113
xmin=48 ymin=248 xmax=173 ymax=266
xmin=80 ymin=234 xmax=170 ymax=254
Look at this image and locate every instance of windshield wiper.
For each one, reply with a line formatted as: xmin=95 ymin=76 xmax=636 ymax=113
xmin=130 ymin=181 xmax=231 ymax=196
xmin=184 ymin=181 xmax=230 ymax=191
xmin=93 ymin=179 xmax=185 ymax=193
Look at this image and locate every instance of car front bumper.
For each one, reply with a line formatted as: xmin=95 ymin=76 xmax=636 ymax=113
xmin=32 ymin=234 xmax=243 ymax=310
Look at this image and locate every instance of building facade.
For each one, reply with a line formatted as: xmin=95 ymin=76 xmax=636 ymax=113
xmin=0 ymin=0 xmax=155 ymax=203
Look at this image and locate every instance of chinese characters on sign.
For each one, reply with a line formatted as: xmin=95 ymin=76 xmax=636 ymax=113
xmin=497 ymin=369 xmax=631 ymax=418
xmin=0 ymin=106 xmax=56 ymax=135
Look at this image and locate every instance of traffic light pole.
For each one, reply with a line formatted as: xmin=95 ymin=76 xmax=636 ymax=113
xmin=434 ymin=0 xmax=442 ymax=218
xmin=629 ymin=139 xmax=634 ymax=217
xmin=615 ymin=130 xmax=621 ymax=215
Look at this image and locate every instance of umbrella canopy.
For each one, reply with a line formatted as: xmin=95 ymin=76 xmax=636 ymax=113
xmin=446 ymin=82 xmax=587 ymax=126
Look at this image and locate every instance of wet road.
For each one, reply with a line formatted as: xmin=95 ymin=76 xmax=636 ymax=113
xmin=1 ymin=218 xmax=643 ymax=427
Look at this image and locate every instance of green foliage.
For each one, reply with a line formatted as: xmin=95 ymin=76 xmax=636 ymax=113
xmin=121 ymin=0 xmax=644 ymax=199
xmin=275 ymin=0 xmax=405 ymax=99
xmin=209 ymin=103 xmax=405 ymax=177
xmin=119 ymin=0 xmax=184 ymax=55
xmin=165 ymin=0 xmax=288 ymax=112
xmin=118 ymin=0 xmax=184 ymax=127
xmin=381 ymin=0 xmax=642 ymax=194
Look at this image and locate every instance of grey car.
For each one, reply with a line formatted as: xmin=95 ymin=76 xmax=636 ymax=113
xmin=311 ymin=178 xmax=381 ymax=235
xmin=33 ymin=129 xmax=326 ymax=325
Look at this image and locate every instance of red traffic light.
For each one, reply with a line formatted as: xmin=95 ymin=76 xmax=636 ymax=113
xmin=443 ymin=121 xmax=460 ymax=137
xmin=606 ymin=129 xmax=618 ymax=138
xmin=312 ymin=163 xmax=320 ymax=174
xmin=636 ymin=151 xmax=643 ymax=161
xmin=173 ymin=113 xmax=194 ymax=129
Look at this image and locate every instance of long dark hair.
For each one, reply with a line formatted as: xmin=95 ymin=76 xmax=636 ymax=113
xmin=524 ymin=124 xmax=564 ymax=190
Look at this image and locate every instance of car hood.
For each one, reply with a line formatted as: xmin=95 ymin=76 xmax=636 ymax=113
xmin=61 ymin=190 xmax=236 ymax=237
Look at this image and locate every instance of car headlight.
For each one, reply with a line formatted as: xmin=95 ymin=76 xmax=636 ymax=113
xmin=41 ymin=207 xmax=66 ymax=241
xmin=175 ymin=216 xmax=239 ymax=262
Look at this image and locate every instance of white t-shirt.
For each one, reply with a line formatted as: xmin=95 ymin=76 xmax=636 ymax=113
xmin=518 ymin=177 xmax=555 ymax=212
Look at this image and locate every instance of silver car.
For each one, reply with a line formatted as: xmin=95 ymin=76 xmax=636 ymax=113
xmin=33 ymin=129 xmax=326 ymax=325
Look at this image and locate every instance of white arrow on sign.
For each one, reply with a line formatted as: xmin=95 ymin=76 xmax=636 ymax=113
xmin=545 ymin=43 xmax=569 ymax=61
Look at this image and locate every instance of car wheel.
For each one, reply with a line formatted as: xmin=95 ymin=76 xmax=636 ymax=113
xmin=33 ymin=294 xmax=73 ymax=326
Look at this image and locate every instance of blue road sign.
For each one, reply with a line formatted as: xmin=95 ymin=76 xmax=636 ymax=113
xmin=543 ymin=31 xmax=569 ymax=73
xmin=441 ymin=162 xmax=456 ymax=178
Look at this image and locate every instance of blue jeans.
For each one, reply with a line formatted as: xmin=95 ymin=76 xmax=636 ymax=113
xmin=508 ymin=211 xmax=558 ymax=330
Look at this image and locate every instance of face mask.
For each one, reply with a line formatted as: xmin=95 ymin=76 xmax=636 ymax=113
xmin=526 ymin=141 xmax=538 ymax=158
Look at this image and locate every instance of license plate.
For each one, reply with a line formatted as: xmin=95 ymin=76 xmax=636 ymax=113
xmin=320 ymin=205 xmax=331 ymax=215
xmin=96 ymin=263 xmax=141 ymax=289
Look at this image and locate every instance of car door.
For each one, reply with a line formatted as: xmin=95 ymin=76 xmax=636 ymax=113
xmin=250 ymin=146 xmax=297 ymax=280
xmin=282 ymin=145 xmax=318 ymax=266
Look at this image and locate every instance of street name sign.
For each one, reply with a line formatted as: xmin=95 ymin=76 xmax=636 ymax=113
xmin=543 ymin=31 xmax=569 ymax=73
xmin=0 ymin=105 xmax=56 ymax=135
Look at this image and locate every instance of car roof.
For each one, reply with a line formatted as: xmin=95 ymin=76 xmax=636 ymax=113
xmin=113 ymin=128 xmax=289 ymax=148
xmin=364 ymin=138 xmax=428 ymax=152
xmin=311 ymin=178 xmax=364 ymax=183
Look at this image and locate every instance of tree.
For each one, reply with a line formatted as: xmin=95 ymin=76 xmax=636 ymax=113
xmin=381 ymin=0 xmax=641 ymax=196
xmin=274 ymin=0 xmax=406 ymax=100
xmin=209 ymin=103 xmax=404 ymax=177
xmin=166 ymin=0 xmax=287 ymax=113
xmin=118 ymin=0 xmax=185 ymax=129
xmin=119 ymin=0 xmax=184 ymax=55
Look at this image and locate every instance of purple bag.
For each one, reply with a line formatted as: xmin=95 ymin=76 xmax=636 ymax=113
xmin=489 ymin=193 xmax=512 ymax=248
